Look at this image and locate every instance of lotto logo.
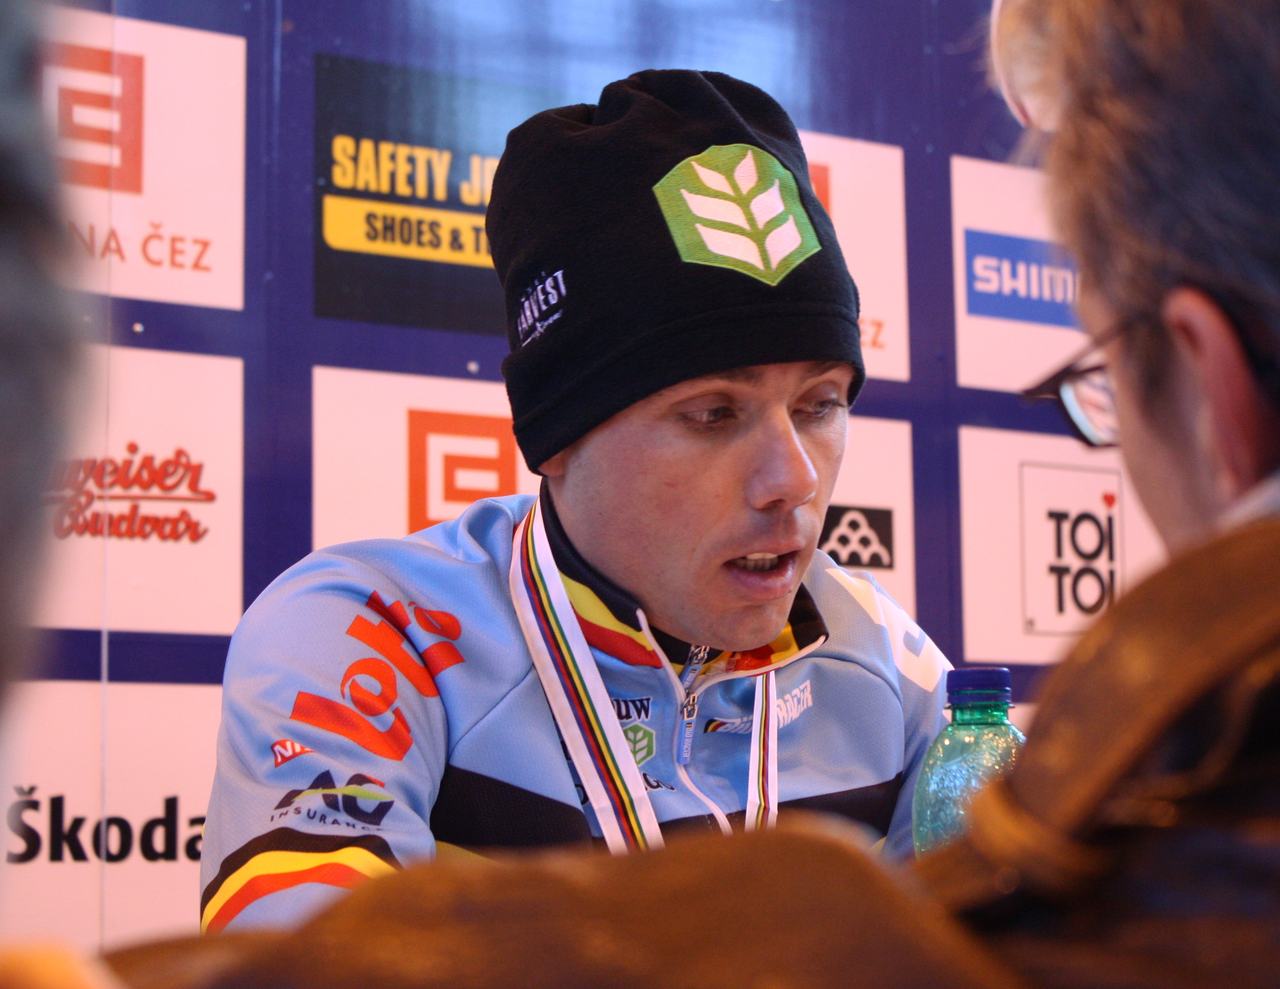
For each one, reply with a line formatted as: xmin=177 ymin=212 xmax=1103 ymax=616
xmin=43 ymin=43 xmax=144 ymax=194
xmin=407 ymin=410 xmax=519 ymax=530
xmin=290 ymin=591 xmax=466 ymax=760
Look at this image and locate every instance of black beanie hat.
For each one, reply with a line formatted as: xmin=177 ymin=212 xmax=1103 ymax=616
xmin=489 ymin=69 xmax=863 ymax=471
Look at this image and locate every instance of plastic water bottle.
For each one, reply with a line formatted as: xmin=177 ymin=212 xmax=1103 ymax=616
xmin=912 ymin=666 xmax=1025 ymax=855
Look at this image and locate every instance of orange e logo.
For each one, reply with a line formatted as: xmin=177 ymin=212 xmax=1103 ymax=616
xmin=407 ymin=410 xmax=519 ymax=531
xmin=43 ymin=43 xmax=145 ymax=194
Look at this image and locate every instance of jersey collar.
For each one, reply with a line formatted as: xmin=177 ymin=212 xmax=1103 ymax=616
xmin=539 ymin=485 xmax=828 ymax=674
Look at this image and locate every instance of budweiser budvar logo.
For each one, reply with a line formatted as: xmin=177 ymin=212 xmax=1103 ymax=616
xmin=46 ymin=441 xmax=215 ymax=542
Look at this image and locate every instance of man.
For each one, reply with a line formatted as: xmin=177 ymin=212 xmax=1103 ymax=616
xmin=198 ymin=69 xmax=949 ymax=934
xmin=907 ymin=0 xmax=1280 ymax=984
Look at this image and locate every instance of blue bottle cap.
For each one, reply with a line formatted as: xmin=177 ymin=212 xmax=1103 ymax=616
xmin=946 ymin=666 xmax=1012 ymax=705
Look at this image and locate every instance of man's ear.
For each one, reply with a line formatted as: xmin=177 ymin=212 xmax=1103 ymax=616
xmin=1161 ymin=287 xmax=1276 ymax=495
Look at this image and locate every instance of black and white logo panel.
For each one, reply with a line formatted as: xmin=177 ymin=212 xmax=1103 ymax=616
xmin=820 ymin=505 xmax=894 ymax=570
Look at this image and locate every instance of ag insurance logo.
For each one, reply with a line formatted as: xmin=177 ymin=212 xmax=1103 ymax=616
xmin=41 ymin=8 xmax=245 ymax=309
xmin=1020 ymin=464 xmax=1121 ymax=636
xmin=407 ymin=411 xmax=520 ymax=530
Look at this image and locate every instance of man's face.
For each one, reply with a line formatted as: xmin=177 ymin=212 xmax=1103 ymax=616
xmin=543 ymin=360 xmax=853 ymax=651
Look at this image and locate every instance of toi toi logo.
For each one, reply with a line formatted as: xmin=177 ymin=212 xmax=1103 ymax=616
xmin=1046 ymin=499 xmax=1116 ymax=617
xmin=1020 ymin=464 xmax=1123 ymax=636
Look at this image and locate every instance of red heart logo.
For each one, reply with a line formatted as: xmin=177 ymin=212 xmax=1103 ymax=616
xmin=1103 ymin=492 xmax=1116 ymax=509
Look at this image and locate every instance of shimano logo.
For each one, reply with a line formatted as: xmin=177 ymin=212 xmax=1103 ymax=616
xmin=965 ymin=230 xmax=1079 ymax=328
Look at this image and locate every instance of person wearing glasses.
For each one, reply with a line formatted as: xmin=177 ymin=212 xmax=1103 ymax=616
xmin=902 ymin=0 xmax=1280 ymax=984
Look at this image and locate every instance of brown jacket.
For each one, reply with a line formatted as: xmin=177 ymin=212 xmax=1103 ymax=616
xmin=917 ymin=516 xmax=1280 ymax=988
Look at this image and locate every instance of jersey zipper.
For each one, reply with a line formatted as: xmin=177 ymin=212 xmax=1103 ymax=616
xmin=637 ymin=613 xmax=731 ymax=834
xmin=637 ymin=612 xmax=831 ymax=834
xmin=657 ymin=621 xmax=831 ymax=831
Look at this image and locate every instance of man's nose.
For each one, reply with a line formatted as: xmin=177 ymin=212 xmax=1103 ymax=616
xmin=744 ymin=413 xmax=819 ymax=512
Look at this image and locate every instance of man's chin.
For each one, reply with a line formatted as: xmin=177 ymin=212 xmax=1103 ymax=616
xmin=706 ymin=600 xmax=797 ymax=654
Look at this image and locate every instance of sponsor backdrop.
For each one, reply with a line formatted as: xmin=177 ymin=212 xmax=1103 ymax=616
xmin=0 ymin=0 xmax=1161 ymax=949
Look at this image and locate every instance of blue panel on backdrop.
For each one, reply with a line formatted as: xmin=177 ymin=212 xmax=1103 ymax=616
xmin=35 ymin=630 xmax=228 ymax=684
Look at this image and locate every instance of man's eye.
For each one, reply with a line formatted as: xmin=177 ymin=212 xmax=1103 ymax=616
xmin=798 ymin=398 xmax=847 ymax=420
xmin=681 ymin=406 xmax=736 ymax=428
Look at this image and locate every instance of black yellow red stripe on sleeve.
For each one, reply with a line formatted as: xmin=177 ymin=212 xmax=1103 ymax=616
xmin=199 ymin=828 xmax=401 ymax=934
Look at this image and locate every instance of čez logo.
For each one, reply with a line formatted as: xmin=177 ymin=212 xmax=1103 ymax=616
xmin=407 ymin=410 xmax=519 ymax=530
xmin=965 ymin=230 xmax=1079 ymax=328
xmin=42 ymin=42 xmax=145 ymax=194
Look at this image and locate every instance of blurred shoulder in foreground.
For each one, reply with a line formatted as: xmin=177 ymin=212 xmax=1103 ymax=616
xmin=0 ymin=0 xmax=79 ymax=695
xmin=110 ymin=816 xmax=1023 ymax=989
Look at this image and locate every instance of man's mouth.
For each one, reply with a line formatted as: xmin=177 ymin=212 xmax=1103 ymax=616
xmin=728 ymin=551 xmax=798 ymax=573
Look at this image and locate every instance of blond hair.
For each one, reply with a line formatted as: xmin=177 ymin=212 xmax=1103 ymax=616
xmin=993 ymin=0 xmax=1280 ymax=396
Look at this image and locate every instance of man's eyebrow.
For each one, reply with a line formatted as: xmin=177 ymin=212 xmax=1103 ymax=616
xmin=708 ymin=366 xmax=763 ymax=385
xmin=805 ymin=360 xmax=849 ymax=376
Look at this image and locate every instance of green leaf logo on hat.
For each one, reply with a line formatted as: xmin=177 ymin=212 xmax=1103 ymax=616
xmin=653 ymin=143 xmax=821 ymax=286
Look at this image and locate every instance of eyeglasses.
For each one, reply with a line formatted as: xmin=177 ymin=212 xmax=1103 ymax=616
xmin=1020 ymin=319 xmax=1140 ymax=448
xmin=1024 ymin=289 xmax=1280 ymax=448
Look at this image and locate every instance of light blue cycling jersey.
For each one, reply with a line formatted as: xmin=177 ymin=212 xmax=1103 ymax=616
xmin=200 ymin=492 xmax=948 ymax=933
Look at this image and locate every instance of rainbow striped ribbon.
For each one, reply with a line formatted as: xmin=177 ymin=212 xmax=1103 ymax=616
xmin=509 ymin=500 xmax=665 ymax=853
xmin=510 ymin=500 xmax=781 ymax=850
xmin=746 ymin=669 xmax=778 ymax=831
